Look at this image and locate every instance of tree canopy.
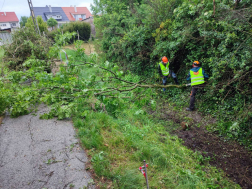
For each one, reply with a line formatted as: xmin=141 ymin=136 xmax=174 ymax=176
xmin=25 ymin=16 xmax=48 ymax=33
xmin=47 ymin=18 xmax=58 ymax=30
xmin=20 ymin=16 xmax=28 ymax=27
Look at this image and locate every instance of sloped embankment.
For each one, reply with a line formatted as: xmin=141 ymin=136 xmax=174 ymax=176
xmin=148 ymin=106 xmax=252 ymax=189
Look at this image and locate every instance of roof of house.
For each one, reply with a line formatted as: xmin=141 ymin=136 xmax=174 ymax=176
xmin=0 ymin=12 xmax=19 ymax=23
xmin=33 ymin=6 xmax=92 ymax=22
xmin=33 ymin=7 xmax=69 ymax=22
xmin=61 ymin=7 xmax=92 ymax=21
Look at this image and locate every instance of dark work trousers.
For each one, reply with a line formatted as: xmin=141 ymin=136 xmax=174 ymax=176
xmin=189 ymin=84 xmax=205 ymax=110
xmin=162 ymin=71 xmax=179 ymax=91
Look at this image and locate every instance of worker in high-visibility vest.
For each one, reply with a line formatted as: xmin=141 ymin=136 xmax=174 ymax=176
xmin=158 ymin=56 xmax=179 ymax=91
xmin=186 ymin=61 xmax=209 ymax=111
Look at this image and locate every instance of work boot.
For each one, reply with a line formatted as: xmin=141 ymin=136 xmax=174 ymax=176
xmin=186 ymin=108 xmax=194 ymax=111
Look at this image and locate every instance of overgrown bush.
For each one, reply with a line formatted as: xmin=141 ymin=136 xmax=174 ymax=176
xmin=2 ymin=27 xmax=53 ymax=70
xmin=92 ymin=0 xmax=252 ymax=146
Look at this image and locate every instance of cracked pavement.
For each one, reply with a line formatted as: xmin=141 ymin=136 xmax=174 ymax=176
xmin=0 ymin=105 xmax=95 ymax=189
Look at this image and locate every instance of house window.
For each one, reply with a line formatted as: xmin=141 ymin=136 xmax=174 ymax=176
xmin=12 ymin=23 xmax=16 ymax=26
xmin=1 ymin=24 xmax=6 ymax=26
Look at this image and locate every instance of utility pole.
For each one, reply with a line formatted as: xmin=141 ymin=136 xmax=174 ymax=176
xmin=27 ymin=0 xmax=40 ymax=35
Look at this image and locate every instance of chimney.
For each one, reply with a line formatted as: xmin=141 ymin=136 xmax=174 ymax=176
xmin=74 ymin=5 xmax=77 ymax=12
xmin=49 ymin=5 xmax=52 ymax=13
xmin=70 ymin=5 xmax=72 ymax=7
xmin=4 ymin=12 xmax=6 ymax=16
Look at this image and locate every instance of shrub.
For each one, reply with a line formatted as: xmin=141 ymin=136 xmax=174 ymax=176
xmin=2 ymin=27 xmax=53 ymax=70
xmin=25 ymin=16 xmax=48 ymax=33
xmin=47 ymin=18 xmax=58 ymax=30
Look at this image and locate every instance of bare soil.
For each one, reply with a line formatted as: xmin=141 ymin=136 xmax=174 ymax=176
xmin=51 ymin=60 xmax=66 ymax=75
xmin=148 ymin=105 xmax=252 ymax=189
xmin=0 ymin=116 xmax=3 ymax=125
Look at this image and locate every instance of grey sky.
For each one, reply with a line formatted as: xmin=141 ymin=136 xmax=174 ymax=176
xmin=0 ymin=0 xmax=94 ymax=20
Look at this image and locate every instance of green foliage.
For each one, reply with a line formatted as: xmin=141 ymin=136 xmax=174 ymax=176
xmin=48 ymin=21 xmax=91 ymax=42
xmin=92 ymin=0 xmax=252 ymax=145
xmin=0 ymin=11 xmax=249 ymax=187
xmin=47 ymin=32 xmax=77 ymax=60
xmin=47 ymin=18 xmax=58 ymax=29
xmin=75 ymin=97 xmax=239 ymax=188
xmin=54 ymin=31 xmax=76 ymax=46
xmin=25 ymin=16 xmax=48 ymax=33
xmin=0 ymin=37 xmax=241 ymax=189
xmin=74 ymin=40 xmax=86 ymax=58
xmin=20 ymin=16 xmax=28 ymax=27
xmin=2 ymin=27 xmax=52 ymax=70
xmin=0 ymin=47 xmax=4 ymax=67
xmin=63 ymin=21 xmax=91 ymax=41
xmin=0 ymin=84 xmax=11 ymax=115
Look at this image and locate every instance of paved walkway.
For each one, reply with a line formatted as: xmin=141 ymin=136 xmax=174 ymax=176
xmin=0 ymin=105 xmax=94 ymax=189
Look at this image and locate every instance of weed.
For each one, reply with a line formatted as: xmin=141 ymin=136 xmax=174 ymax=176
xmin=69 ymin=183 xmax=75 ymax=188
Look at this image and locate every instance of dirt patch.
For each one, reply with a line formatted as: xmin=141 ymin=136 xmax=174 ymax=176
xmin=148 ymin=106 xmax=252 ymax=189
xmin=0 ymin=116 xmax=4 ymax=125
xmin=51 ymin=60 xmax=66 ymax=75
xmin=175 ymin=126 xmax=252 ymax=189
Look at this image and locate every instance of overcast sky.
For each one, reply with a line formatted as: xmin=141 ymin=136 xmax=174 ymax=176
xmin=0 ymin=0 xmax=94 ymax=20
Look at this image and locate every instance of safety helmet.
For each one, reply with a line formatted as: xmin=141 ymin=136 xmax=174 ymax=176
xmin=193 ymin=61 xmax=200 ymax=66
xmin=161 ymin=56 xmax=169 ymax=63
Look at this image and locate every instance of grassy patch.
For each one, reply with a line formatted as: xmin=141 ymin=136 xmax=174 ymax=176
xmin=59 ymin=49 xmax=76 ymax=61
xmin=74 ymin=101 xmax=240 ymax=188
xmin=64 ymin=41 xmax=95 ymax=55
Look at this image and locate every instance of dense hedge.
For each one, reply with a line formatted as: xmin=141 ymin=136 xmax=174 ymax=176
xmin=48 ymin=21 xmax=91 ymax=42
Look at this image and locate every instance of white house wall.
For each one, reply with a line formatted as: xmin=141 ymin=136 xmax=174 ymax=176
xmin=0 ymin=22 xmax=19 ymax=30
xmin=0 ymin=22 xmax=11 ymax=30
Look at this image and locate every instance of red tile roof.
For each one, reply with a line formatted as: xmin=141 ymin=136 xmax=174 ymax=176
xmin=0 ymin=12 xmax=19 ymax=22
xmin=61 ymin=7 xmax=92 ymax=21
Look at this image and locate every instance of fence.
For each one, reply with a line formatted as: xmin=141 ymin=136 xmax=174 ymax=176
xmin=0 ymin=32 xmax=12 ymax=46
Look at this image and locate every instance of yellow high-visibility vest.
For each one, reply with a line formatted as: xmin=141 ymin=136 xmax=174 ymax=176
xmin=159 ymin=62 xmax=169 ymax=76
xmin=190 ymin=68 xmax=204 ymax=86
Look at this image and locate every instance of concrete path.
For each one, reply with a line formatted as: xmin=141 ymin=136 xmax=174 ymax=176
xmin=0 ymin=105 xmax=95 ymax=189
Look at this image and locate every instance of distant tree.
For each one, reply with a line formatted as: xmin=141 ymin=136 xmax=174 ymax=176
xmin=25 ymin=16 xmax=48 ymax=33
xmin=47 ymin=18 xmax=58 ymax=30
xmin=20 ymin=16 xmax=28 ymax=27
